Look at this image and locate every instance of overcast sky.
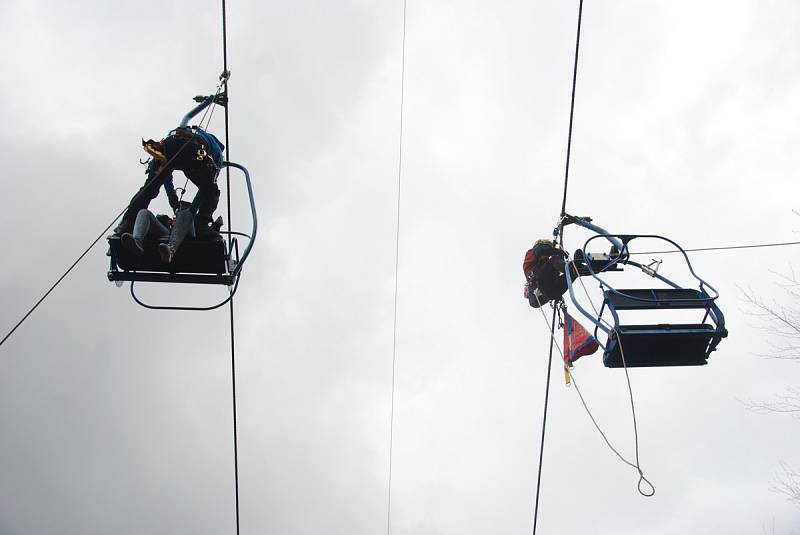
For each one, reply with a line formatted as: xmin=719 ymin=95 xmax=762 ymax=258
xmin=1 ymin=1 xmax=799 ymax=534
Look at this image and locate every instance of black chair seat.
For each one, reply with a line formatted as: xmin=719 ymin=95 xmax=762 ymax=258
xmin=108 ymin=235 xmax=228 ymax=275
xmin=603 ymin=323 xmax=717 ymax=368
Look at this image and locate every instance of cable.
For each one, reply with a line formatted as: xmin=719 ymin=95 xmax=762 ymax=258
xmin=0 ymin=213 xmax=120 ymax=347
xmin=532 ymin=302 xmax=558 ymax=535
xmin=220 ymin=2 xmax=241 ymax=535
xmin=387 ymin=2 xmax=407 ymax=534
xmin=559 ymin=0 xmax=583 ymax=222
xmin=631 ymin=240 xmax=800 ymax=255
xmin=532 ymin=2 xmax=583 ymax=533
xmin=228 ymin=296 xmax=241 ymax=535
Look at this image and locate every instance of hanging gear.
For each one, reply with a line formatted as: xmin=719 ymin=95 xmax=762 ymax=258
xmin=562 ymin=309 xmax=599 ymax=384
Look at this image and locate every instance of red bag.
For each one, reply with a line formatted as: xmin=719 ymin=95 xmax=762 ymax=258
xmin=563 ymin=311 xmax=599 ymax=366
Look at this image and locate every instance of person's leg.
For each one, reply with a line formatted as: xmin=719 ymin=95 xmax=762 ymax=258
xmin=534 ymin=257 xmax=568 ymax=304
xmin=134 ymin=209 xmax=170 ymax=239
xmin=160 ymin=207 xmax=198 ymax=264
xmin=123 ymin=209 xmax=168 ymax=255
xmin=132 ymin=209 xmax=151 ymax=240
xmin=115 ymin=160 xmax=171 ymax=234
xmin=168 ymin=208 xmax=195 ymax=251
xmin=185 ymin=166 xmax=220 ymax=236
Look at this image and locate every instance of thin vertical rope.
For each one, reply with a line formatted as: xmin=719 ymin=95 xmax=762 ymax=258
xmin=387 ymin=1 xmax=407 ymax=534
xmin=532 ymin=1 xmax=583 ymax=533
xmin=221 ymin=2 xmax=241 ymax=535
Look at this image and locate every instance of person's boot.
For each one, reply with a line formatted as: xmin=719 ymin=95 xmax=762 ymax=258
xmin=113 ymin=222 xmax=132 ymax=236
xmin=121 ymin=233 xmax=144 ymax=256
xmin=113 ymin=211 xmax=136 ymax=236
xmin=195 ymin=218 xmax=219 ymax=239
xmin=158 ymin=243 xmax=175 ymax=264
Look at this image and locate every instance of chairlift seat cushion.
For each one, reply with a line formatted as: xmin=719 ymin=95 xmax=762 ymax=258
xmin=108 ymin=236 xmax=228 ymax=275
xmin=603 ymin=323 xmax=716 ymax=368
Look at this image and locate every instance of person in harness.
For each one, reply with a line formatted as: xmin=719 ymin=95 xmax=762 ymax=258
xmin=114 ymin=94 xmax=226 ymax=239
xmin=523 ymin=239 xmax=572 ymax=308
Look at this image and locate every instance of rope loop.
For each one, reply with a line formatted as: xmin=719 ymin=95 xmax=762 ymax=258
xmin=637 ymin=471 xmax=656 ymax=497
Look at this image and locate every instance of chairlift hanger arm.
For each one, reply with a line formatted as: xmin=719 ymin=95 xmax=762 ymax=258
xmin=181 ymin=93 xmax=225 ymax=127
xmin=562 ymin=214 xmax=624 ymax=251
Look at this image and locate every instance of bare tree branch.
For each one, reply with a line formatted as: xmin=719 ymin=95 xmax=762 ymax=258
xmin=741 ymin=268 xmax=800 ymax=513
xmin=771 ymin=461 xmax=800 ymax=505
xmin=740 ymin=285 xmax=800 ymax=359
xmin=743 ymin=389 xmax=800 ymax=418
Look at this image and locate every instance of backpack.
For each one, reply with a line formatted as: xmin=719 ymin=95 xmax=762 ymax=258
xmin=161 ymin=127 xmax=224 ymax=172
xmin=523 ymin=240 xmax=562 ymax=279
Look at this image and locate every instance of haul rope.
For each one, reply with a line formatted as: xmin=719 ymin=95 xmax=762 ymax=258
xmin=531 ymin=1 xmax=584 ymax=533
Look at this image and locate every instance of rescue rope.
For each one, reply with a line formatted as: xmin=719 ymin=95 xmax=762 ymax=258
xmin=567 ymin=262 xmax=655 ymax=496
xmin=0 ymin=84 xmax=224 ymax=349
xmin=0 ymin=224 xmax=113 ymax=348
xmin=387 ymin=2 xmax=407 ymax=533
xmin=532 ymin=1 xmax=583 ymax=533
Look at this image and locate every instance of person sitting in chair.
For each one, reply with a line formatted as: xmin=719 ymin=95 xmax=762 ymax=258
xmin=120 ymin=202 xmax=223 ymax=264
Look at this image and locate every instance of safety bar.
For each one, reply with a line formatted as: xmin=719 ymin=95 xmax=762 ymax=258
xmin=581 ymin=233 xmax=721 ymax=303
xmin=563 ymin=220 xmax=724 ymax=340
xmin=223 ymin=161 xmax=257 ymax=279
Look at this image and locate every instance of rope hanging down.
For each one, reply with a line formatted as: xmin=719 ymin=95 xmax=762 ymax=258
xmin=531 ymin=294 xmax=654 ymax=496
xmin=532 ymin=2 xmax=583 ymax=534
xmin=570 ymin=267 xmax=654 ymax=496
xmin=387 ymin=2 xmax=407 ymax=534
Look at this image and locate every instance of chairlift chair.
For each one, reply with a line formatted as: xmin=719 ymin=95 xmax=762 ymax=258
xmin=107 ymin=162 xmax=256 ymax=309
xmin=564 ymin=217 xmax=727 ymax=368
